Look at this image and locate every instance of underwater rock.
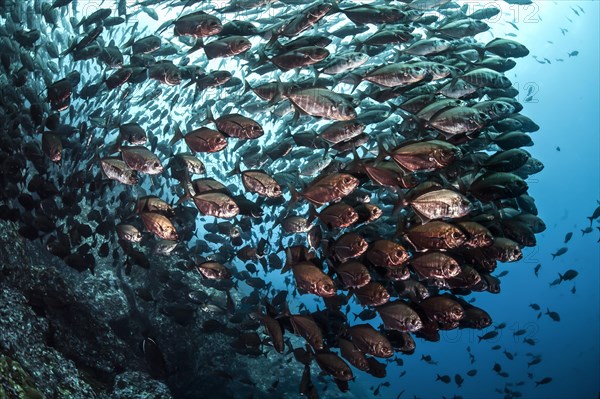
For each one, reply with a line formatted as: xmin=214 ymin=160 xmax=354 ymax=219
xmin=0 ymin=219 xmax=315 ymax=398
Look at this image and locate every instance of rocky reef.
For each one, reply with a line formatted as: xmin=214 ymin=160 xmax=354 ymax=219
xmin=0 ymin=219 xmax=319 ymax=399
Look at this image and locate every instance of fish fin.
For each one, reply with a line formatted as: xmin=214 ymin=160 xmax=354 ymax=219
xmin=374 ymin=135 xmax=390 ymax=165
xmin=311 ymin=66 xmax=320 ymax=85
xmin=308 ymin=205 xmax=319 ymax=224
xmin=155 ymin=19 xmax=174 ymax=35
xmin=175 ymin=192 xmax=191 ymax=206
xmin=199 ymin=106 xmax=214 ymax=126
xmin=243 ymin=79 xmax=253 ymax=95
xmin=285 ymin=183 xmax=301 ymax=217
xmin=281 ymin=248 xmax=293 ymax=274
xmin=345 ymin=72 xmax=362 ymax=93
xmin=188 ymin=38 xmax=204 ymax=54
xmin=227 ymin=159 xmax=242 ymax=177
xmin=252 ymin=47 xmax=270 ymax=69
xmin=264 ymin=31 xmax=280 ymax=48
xmin=411 ymin=209 xmax=431 ymax=225
xmin=168 ymin=122 xmax=184 ymax=147
xmin=105 ymin=140 xmax=122 ymax=155
xmin=182 ymin=77 xmax=197 ymax=89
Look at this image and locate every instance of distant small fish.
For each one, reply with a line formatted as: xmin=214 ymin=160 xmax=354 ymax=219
xmin=564 ymin=232 xmax=573 ymax=243
xmin=478 ymin=331 xmax=499 ymax=342
xmin=535 ymin=377 xmax=553 ymax=386
xmin=558 ymin=269 xmax=578 ymax=282
xmin=587 ymin=205 xmax=600 ymax=225
xmin=545 ymin=308 xmax=560 ymax=322
xmin=549 ymin=278 xmax=561 ymax=287
xmin=568 ymin=50 xmax=579 ymax=57
xmin=528 ymin=356 xmax=542 ymax=367
xmin=454 ymin=374 xmax=464 ymax=387
xmin=551 ymin=247 xmax=568 ymax=259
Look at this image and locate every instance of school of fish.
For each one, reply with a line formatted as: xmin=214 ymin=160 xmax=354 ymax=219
xmin=2 ymin=0 xmax=578 ymax=397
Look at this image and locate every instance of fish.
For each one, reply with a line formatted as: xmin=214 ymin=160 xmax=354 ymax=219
xmin=140 ymin=212 xmax=178 ymax=240
xmin=535 ymin=377 xmax=553 ymax=386
xmin=294 ymin=173 xmax=359 ymax=206
xmin=551 ymin=247 xmax=568 ymax=260
xmin=195 ymin=261 xmax=231 ymax=280
xmin=545 ymin=309 xmax=560 ymax=322
xmin=478 ymin=330 xmax=499 ymax=342
xmin=353 ymin=282 xmax=390 ymax=307
xmin=290 ymin=262 xmax=336 ymax=297
xmin=377 ymin=301 xmax=423 ymax=332
xmin=287 ymin=313 xmax=324 ymax=350
xmin=558 ymin=269 xmax=578 ymax=282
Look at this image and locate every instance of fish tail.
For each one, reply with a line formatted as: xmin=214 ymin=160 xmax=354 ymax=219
xmin=264 ymin=24 xmax=283 ymax=45
xmin=253 ymin=47 xmax=269 ymax=69
xmin=227 ymin=159 xmax=241 ymax=177
xmin=374 ymin=136 xmax=389 ymax=165
xmin=168 ymin=123 xmax=183 ymax=147
xmin=243 ymin=79 xmax=253 ymax=95
xmin=175 ymin=192 xmax=191 ymax=206
xmin=204 ymin=106 xmax=214 ymax=125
